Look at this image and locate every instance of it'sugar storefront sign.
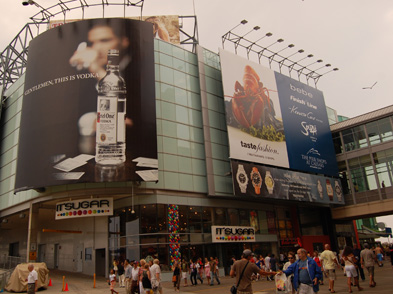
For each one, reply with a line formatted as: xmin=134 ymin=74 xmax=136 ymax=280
xmin=220 ymin=49 xmax=338 ymax=177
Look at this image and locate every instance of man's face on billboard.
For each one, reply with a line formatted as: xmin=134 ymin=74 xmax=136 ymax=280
xmin=88 ymin=26 xmax=122 ymax=67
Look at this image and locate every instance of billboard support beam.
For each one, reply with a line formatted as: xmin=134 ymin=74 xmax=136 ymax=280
xmin=221 ymin=21 xmax=339 ymax=88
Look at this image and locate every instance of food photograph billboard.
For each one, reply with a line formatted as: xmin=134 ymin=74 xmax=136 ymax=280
xmin=220 ymin=49 xmax=338 ymax=177
xmin=15 ymin=18 xmax=157 ymax=192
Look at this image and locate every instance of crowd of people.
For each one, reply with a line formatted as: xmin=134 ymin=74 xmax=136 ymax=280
xmin=107 ymin=242 xmax=385 ymax=294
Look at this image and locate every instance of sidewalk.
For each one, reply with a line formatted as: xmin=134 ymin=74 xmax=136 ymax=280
xmin=7 ymin=261 xmax=392 ymax=294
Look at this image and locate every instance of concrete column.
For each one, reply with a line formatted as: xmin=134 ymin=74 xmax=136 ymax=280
xmin=26 ymin=203 xmax=39 ymax=262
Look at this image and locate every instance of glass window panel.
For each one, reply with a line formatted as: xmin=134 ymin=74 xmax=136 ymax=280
xmin=161 ymin=83 xmax=175 ymax=102
xmin=174 ymin=70 xmax=187 ymax=89
xmin=175 ymin=87 xmax=188 ymax=106
xmin=379 ymin=117 xmax=393 ymax=142
xmin=177 ymin=139 xmax=191 ymax=157
xmin=188 ymin=206 xmax=202 ymax=233
xmin=159 ymin=52 xmax=173 ymax=67
xmin=374 ymin=150 xmax=393 ymax=188
xmin=179 ymin=205 xmax=188 ymax=233
xmin=366 ymin=121 xmax=381 ymax=145
xmin=140 ymin=204 xmax=158 ymax=233
xmin=213 ymin=207 xmax=227 ymax=225
xmin=228 ymin=209 xmax=239 ymax=226
xmin=161 ymin=101 xmax=176 ymax=120
xmin=177 ymin=124 xmax=190 ymax=140
xmin=160 ymin=66 xmax=174 ymax=84
xmin=239 ymin=209 xmax=250 ymax=226
xmin=157 ymin=204 xmax=167 ymax=233
xmin=176 ymin=105 xmax=189 ymax=124
xmin=250 ymin=210 xmax=259 ymax=233
xmin=332 ymin=132 xmax=343 ymax=154
xmin=202 ymin=207 xmax=213 ymax=233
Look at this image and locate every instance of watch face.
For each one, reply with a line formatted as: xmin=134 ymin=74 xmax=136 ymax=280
xmin=266 ymin=176 xmax=274 ymax=188
xmin=238 ymin=173 xmax=247 ymax=184
xmin=252 ymin=172 xmax=261 ymax=185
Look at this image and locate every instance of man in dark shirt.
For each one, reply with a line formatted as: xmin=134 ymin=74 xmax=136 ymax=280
xmin=353 ymin=244 xmax=365 ymax=281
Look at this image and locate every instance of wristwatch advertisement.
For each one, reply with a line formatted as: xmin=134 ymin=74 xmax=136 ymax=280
xmin=265 ymin=171 xmax=275 ymax=194
xmin=317 ymin=180 xmax=323 ymax=199
xmin=236 ymin=164 xmax=249 ymax=193
xmin=250 ymin=167 xmax=262 ymax=194
xmin=335 ymin=180 xmax=342 ymax=202
xmin=230 ymin=160 xmax=344 ymax=205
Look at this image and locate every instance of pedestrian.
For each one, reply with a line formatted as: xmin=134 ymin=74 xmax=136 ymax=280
xmin=150 ymin=259 xmax=162 ymax=294
xmin=124 ymin=259 xmax=132 ymax=294
xmin=189 ymin=259 xmax=197 ymax=285
xmin=197 ymin=257 xmax=204 ymax=283
xmin=113 ymin=259 xmax=119 ymax=275
xmin=118 ymin=261 xmax=125 ymax=288
xmin=214 ymin=257 xmax=220 ymax=278
xmin=264 ymin=253 xmax=272 ymax=281
xmin=141 ymin=264 xmax=152 ymax=294
xmin=181 ymin=258 xmax=189 ymax=287
xmin=360 ymin=243 xmax=377 ymax=288
xmin=204 ymin=257 xmax=211 ymax=285
xmin=138 ymin=260 xmax=146 ymax=294
xmin=230 ymin=249 xmax=276 ymax=294
xmin=320 ymin=244 xmax=340 ymax=293
xmin=375 ymin=244 xmax=384 ymax=267
xmin=230 ymin=255 xmax=236 ymax=272
xmin=281 ymin=248 xmax=322 ymax=294
xmin=353 ymin=244 xmax=365 ymax=282
xmin=209 ymin=257 xmax=220 ymax=285
xmin=25 ymin=264 xmax=38 ymax=294
xmin=312 ymin=251 xmax=324 ymax=285
xmin=283 ymin=251 xmax=296 ymax=294
xmin=109 ymin=269 xmax=119 ymax=294
xmin=342 ymin=246 xmax=363 ymax=293
xmin=172 ymin=260 xmax=181 ymax=292
xmin=130 ymin=261 xmax=140 ymax=294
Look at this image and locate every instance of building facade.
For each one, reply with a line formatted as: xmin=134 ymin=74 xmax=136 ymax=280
xmin=1 ymin=26 xmax=338 ymax=277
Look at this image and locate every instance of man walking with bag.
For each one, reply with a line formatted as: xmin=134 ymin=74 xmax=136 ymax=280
xmin=230 ymin=249 xmax=276 ymax=294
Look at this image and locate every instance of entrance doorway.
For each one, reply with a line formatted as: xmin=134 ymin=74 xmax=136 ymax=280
xmin=96 ymin=249 xmax=106 ymax=277
xmin=54 ymin=244 xmax=59 ymax=269
xmin=38 ymin=244 xmax=46 ymax=262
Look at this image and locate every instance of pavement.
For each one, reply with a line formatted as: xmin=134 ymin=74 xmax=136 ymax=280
xmin=2 ymin=261 xmax=393 ymax=294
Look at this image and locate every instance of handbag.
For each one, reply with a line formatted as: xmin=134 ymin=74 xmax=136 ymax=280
xmin=230 ymin=261 xmax=249 ymax=294
xmin=172 ymin=275 xmax=177 ymax=282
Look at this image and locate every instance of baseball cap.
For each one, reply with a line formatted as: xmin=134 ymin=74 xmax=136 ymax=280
xmin=243 ymin=249 xmax=253 ymax=258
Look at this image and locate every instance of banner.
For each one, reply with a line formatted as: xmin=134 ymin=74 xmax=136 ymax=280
xmin=220 ymin=49 xmax=338 ymax=177
xmin=15 ymin=18 xmax=157 ymax=192
xmin=211 ymin=226 xmax=256 ymax=243
xmin=232 ymin=160 xmax=344 ymax=204
xmin=49 ymin=15 xmax=180 ymax=45
xmin=55 ymin=198 xmax=113 ymax=220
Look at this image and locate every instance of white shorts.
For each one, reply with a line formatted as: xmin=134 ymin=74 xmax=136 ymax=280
xmin=345 ymin=265 xmax=358 ymax=278
xmin=182 ymin=272 xmax=187 ymax=279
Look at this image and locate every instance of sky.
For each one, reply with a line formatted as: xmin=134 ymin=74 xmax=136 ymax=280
xmin=0 ymin=0 xmax=393 ymax=238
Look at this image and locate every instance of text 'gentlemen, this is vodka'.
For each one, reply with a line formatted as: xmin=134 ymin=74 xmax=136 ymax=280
xmin=95 ymin=49 xmax=126 ymax=165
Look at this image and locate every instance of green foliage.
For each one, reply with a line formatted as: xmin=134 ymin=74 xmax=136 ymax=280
xmin=241 ymin=125 xmax=285 ymax=142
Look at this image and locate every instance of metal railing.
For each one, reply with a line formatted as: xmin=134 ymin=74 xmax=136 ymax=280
xmin=0 ymin=255 xmax=25 ymax=270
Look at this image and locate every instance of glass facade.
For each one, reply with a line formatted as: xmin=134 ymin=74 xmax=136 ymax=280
xmin=332 ymin=115 xmax=393 ymax=204
xmin=108 ymin=204 xmax=277 ymax=271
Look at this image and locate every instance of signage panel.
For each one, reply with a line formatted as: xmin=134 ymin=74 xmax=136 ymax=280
xmin=49 ymin=15 xmax=181 ymax=45
xmin=232 ymin=160 xmax=344 ymax=204
xmin=15 ymin=18 xmax=157 ymax=192
xmin=56 ymin=198 xmax=113 ymax=220
xmin=211 ymin=225 xmax=256 ymax=243
xmin=220 ymin=49 xmax=338 ymax=177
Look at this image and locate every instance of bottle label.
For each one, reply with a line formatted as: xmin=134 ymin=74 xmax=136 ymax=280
xmin=96 ymin=95 xmax=118 ymax=144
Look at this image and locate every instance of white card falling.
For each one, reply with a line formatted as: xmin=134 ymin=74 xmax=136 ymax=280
xmin=136 ymin=170 xmax=159 ymax=182
xmin=133 ymin=157 xmax=158 ymax=168
xmin=53 ymin=158 xmax=87 ymax=172
xmin=73 ymin=154 xmax=95 ymax=162
xmin=53 ymin=172 xmax=85 ymax=180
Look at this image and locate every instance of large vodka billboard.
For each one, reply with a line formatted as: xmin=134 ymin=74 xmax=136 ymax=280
xmin=220 ymin=49 xmax=338 ymax=177
xmin=15 ymin=18 xmax=157 ymax=192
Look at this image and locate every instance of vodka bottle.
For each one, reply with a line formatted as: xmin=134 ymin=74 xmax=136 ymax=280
xmin=95 ymin=49 xmax=126 ymax=165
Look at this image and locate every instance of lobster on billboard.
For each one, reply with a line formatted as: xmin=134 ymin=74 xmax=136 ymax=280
xmin=15 ymin=18 xmax=157 ymax=192
xmin=220 ymin=49 xmax=338 ymax=177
